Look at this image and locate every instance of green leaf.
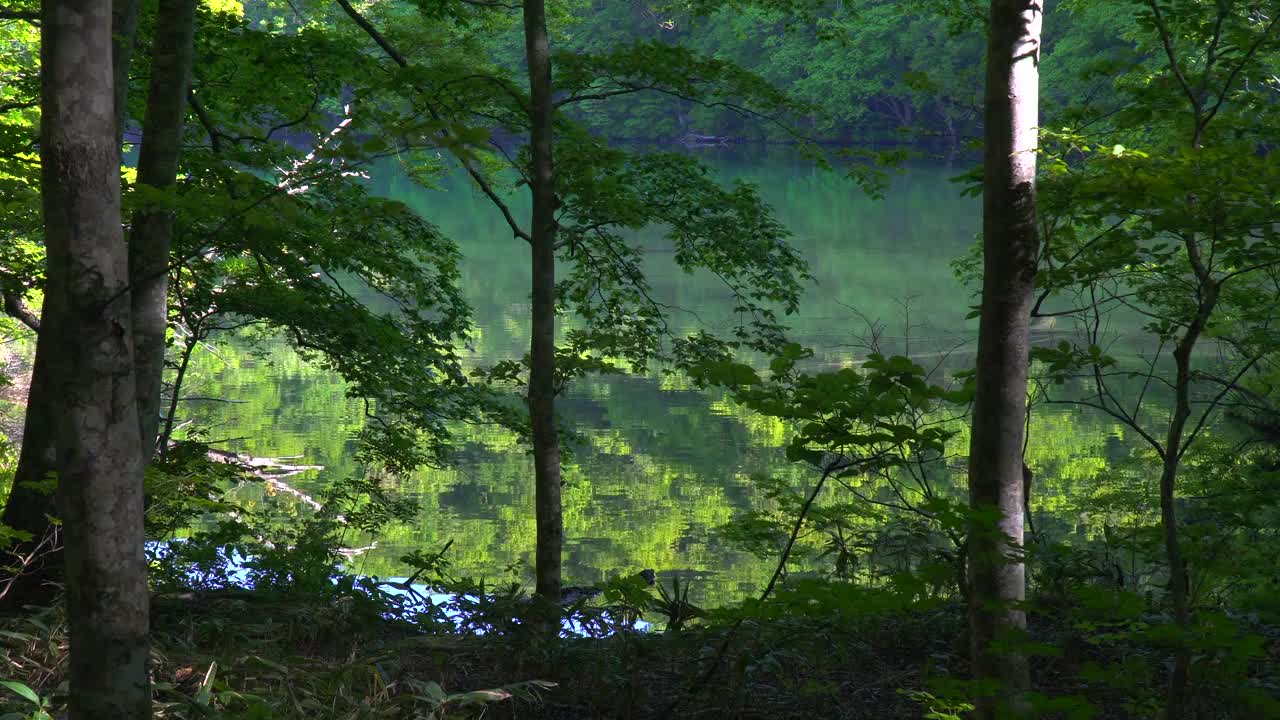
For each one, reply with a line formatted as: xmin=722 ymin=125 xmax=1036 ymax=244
xmin=421 ymin=681 xmax=447 ymax=703
xmin=0 ymin=680 xmax=40 ymax=706
xmin=194 ymin=662 xmax=217 ymax=706
xmin=456 ymin=688 xmax=513 ymax=704
xmin=785 ymin=443 xmax=824 ymax=466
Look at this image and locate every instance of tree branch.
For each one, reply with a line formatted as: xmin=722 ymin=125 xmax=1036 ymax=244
xmin=0 ymin=100 xmax=37 ymax=113
xmin=1199 ymin=9 xmax=1280 ymax=134
xmin=187 ymin=90 xmax=223 ymax=154
xmin=0 ymin=9 xmax=37 ymax=22
xmin=1180 ymin=352 xmax=1267 ymax=459
xmin=333 ymin=0 xmax=532 ymax=244
xmin=2 ymin=291 xmax=39 ymax=331
xmin=1146 ymin=0 xmax=1203 ymax=120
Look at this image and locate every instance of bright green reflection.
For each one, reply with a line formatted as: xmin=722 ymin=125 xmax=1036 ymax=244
xmin=186 ymin=149 xmax=1142 ymax=607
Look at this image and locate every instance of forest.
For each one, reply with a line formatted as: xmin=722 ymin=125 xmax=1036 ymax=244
xmin=0 ymin=0 xmax=1278 ymax=718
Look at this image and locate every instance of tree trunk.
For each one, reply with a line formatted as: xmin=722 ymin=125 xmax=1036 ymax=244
xmin=130 ymin=0 xmax=198 ymax=459
xmin=158 ymin=327 xmax=198 ymax=459
xmin=522 ymin=0 xmax=563 ymax=603
xmin=967 ymin=1 xmax=1041 ymax=717
xmin=0 ymin=0 xmax=143 ymax=609
xmin=40 ymin=0 xmax=151 ymax=717
xmin=112 ymin=0 xmax=140 ymax=142
xmin=1159 ymin=444 xmax=1191 ymax=720
xmin=1160 ymin=282 xmax=1216 ymax=720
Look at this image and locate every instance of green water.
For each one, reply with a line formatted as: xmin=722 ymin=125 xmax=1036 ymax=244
xmin=181 ymin=149 xmax=1141 ymax=606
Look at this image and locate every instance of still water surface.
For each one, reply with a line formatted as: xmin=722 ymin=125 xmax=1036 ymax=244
xmin=184 ymin=149 xmax=1131 ymax=607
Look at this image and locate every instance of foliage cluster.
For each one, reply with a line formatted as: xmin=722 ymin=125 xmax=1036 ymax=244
xmin=2 ymin=0 xmax=1280 ymax=717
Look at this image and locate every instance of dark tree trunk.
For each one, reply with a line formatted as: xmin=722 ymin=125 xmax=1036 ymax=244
xmin=130 ymin=0 xmax=198 ymax=459
xmin=1159 ymin=280 xmax=1216 ymax=720
xmin=158 ymin=328 xmax=198 ymax=459
xmin=522 ymin=0 xmax=563 ymax=603
xmin=40 ymin=0 xmax=151 ymax=717
xmin=967 ymin=1 xmax=1041 ymax=717
xmin=0 ymin=0 xmax=143 ymax=608
xmin=112 ymin=0 xmax=140 ymax=141
xmin=1159 ymin=400 xmax=1192 ymax=720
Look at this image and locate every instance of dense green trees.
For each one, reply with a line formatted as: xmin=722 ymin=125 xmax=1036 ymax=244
xmin=326 ymin=0 xmax=808 ymax=602
xmin=547 ymin=0 xmax=1147 ymax=145
xmin=1027 ymin=2 xmax=1280 ymax=715
xmin=0 ymin=0 xmax=1279 ymax=717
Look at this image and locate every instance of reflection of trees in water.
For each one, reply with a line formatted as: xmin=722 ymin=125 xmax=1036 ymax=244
xmin=189 ymin=330 xmax=1148 ymax=608
xmin=177 ymin=156 xmax=1198 ymax=609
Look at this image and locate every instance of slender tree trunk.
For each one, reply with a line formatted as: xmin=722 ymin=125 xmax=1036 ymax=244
xmin=131 ymin=0 xmax=198 ymax=459
xmin=522 ymin=0 xmax=563 ymax=603
xmin=0 ymin=0 xmax=143 ymax=607
xmin=158 ymin=327 xmax=198 ymax=459
xmin=41 ymin=0 xmax=151 ymax=717
xmin=967 ymin=1 xmax=1041 ymax=717
xmin=1160 ymin=285 xmax=1215 ymax=720
xmin=324 ymin=0 xmax=565 ymax=600
xmin=112 ymin=0 xmax=140 ymax=142
xmin=1159 ymin=439 xmax=1191 ymax=720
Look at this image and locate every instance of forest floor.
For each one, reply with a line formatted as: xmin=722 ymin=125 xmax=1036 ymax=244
xmin=1 ymin=591 xmax=937 ymax=719
xmin=3 ymin=589 xmax=1275 ymax=719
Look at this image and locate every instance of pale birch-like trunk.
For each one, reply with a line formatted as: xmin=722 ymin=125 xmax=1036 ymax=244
xmin=967 ymin=1 xmax=1042 ymax=717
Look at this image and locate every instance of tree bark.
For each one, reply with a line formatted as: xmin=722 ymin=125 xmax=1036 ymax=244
xmin=522 ymin=0 xmax=563 ymax=603
xmin=130 ymin=0 xmax=198 ymax=459
xmin=967 ymin=1 xmax=1041 ymax=717
xmin=112 ymin=0 xmax=140 ymax=143
xmin=1159 ymin=280 xmax=1216 ymax=720
xmin=0 ymin=0 xmax=143 ymax=608
xmin=40 ymin=0 xmax=151 ymax=717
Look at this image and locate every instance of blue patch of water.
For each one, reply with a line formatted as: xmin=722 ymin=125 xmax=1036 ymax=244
xmin=149 ymin=540 xmax=651 ymax=637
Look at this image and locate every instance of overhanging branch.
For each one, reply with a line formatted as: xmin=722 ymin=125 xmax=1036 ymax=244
xmin=333 ymin=0 xmax=531 ymax=244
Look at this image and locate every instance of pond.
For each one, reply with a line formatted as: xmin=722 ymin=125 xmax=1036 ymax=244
xmin=179 ymin=147 xmax=1143 ymax=608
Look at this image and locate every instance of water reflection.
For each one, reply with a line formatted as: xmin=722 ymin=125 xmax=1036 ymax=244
xmin=150 ymin=540 xmax=652 ymax=636
xmin=181 ymin=150 xmax=1145 ymax=608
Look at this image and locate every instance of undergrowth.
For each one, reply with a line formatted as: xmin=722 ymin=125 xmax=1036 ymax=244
xmin=1 ymin=443 xmax=1278 ymax=719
